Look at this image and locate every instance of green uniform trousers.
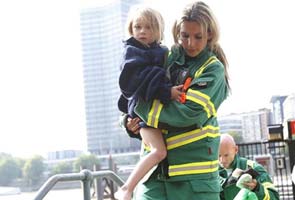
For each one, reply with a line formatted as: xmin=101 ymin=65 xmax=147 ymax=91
xmin=133 ymin=174 xmax=220 ymax=200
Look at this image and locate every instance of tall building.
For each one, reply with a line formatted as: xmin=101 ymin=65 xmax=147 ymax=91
xmin=218 ymin=114 xmax=243 ymax=135
xmin=47 ymin=150 xmax=83 ymax=160
xmin=270 ymin=95 xmax=287 ymax=124
xmin=80 ymin=0 xmax=142 ymax=155
xmin=283 ymin=93 xmax=295 ymax=121
xmin=218 ymin=108 xmax=271 ymax=142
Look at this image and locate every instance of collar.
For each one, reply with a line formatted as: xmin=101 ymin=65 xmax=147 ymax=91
xmin=229 ymin=155 xmax=239 ymax=169
xmin=124 ymin=37 xmax=159 ymax=49
xmin=170 ymin=45 xmax=210 ymax=66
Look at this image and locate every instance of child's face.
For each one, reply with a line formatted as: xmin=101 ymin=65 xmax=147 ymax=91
xmin=132 ymin=17 xmax=155 ymax=45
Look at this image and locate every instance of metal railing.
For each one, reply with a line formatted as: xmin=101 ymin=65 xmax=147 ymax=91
xmin=238 ymin=139 xmax=295 ymax=200
xmin=33 ymin=169 xmax=124 ymax=200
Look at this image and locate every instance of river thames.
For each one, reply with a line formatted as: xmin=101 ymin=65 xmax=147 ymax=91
xmin=0 ymin=189 xmax=87 ymax=200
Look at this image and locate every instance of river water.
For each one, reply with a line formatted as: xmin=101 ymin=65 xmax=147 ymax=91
xmin=0 ymin=188 xmax=86 ymax=200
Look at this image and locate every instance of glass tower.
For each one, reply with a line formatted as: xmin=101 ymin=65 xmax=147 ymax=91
xmin=80 ymin=0 xmax=142 ymax=155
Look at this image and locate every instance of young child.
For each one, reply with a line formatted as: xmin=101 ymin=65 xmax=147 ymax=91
xmin=116 ymin=6 xmax=182 ymax=200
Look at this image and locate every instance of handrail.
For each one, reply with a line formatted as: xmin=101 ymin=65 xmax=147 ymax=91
xmin=33 ymin=169 xmax=124 ymax=200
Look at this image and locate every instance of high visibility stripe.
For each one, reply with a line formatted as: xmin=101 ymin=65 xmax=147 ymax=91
xmin=262 ymin=182 xmax=276 ymax=190
xmin=166 ymin=125 xmax=220 ymax=150
xmin=263 ymin=185 xmax=270 ymax=200
xmin=147 ymin=100 xmax=163 ymax=128
xmin=194 ymin=56 xmax=217 ymax=78
xmin=186 ymin=89 xmax=216 ymax=118
xmin=169 ymin=160 xmax=219 ymax=176
xmin=182 ymin=56 xmax=217 ymax=118
xmin=262 ymin=182 xmax=276 ymax=200
xmin=246 ymin=160 xmax=255 ymax=168
xmin=143 ymin=143 xmax=150 ymax=151
xmin=145 ymin=57 xmax=218 ymax=128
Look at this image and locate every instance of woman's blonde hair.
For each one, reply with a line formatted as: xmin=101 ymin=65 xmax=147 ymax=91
xmin=172 ymin=1 xmax=230 ymax=88
xmin=126 ymin=6 xmax=165 ymax=43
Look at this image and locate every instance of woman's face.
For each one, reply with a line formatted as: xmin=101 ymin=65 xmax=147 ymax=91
xmin=179 ymin=21 xmax=210 ymax=57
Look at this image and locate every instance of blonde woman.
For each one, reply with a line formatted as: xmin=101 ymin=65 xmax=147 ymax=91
xmin=127 ymin=2 xmax=230 ymax=199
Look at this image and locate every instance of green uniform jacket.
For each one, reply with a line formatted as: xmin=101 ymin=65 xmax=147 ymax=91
xmin=219 ymin=155 xmax=279 ymax=200
xmin=135 ymin=46 xmax=228 ymax=184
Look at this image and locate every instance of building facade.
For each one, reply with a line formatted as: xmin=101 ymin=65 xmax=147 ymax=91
xmin=47 ymin=150 xmax=83 ymax=160
xmin=80 ymin=0 xmax=142 ymax=155
xmin=218 ymin=108 xmax=271 ymax=143
xmin=283 ymin=93 xmax=295 ymax=121
xmin=270 ymin=95 xmax=287 ymax=124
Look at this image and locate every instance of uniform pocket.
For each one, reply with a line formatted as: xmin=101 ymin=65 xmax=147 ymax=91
xmin=191 ymin=77 xmax=213 ymax=89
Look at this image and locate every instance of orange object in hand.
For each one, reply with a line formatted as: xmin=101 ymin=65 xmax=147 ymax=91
xmin=179 ymin=77 xmax=192 ymax=103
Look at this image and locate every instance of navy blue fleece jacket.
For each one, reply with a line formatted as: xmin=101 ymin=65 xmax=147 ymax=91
xmin=118 ymin=37 xmax=171 ymax=118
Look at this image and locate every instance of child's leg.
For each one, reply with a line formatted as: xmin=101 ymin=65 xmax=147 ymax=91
xmin=115 ymin=127 xmax=166 ymax=200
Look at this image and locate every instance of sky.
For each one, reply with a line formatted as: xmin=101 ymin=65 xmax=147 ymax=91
xmin=0 ymin=0 xmax=294 ymax=158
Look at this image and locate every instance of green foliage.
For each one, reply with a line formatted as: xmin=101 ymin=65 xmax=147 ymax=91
xmin=73 ymin=154 xmax=100 ymax=172
xmin=23 ymin=155 xmax=45 ymax=186
xmin=0 ymin=157 xmax=21 ymax=186
xmin=52 ymin=161 xmax=73 ymax=175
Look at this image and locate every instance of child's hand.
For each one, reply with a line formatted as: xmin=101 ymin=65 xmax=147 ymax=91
xmin=170 ymin=85 xmax=183 ymax=101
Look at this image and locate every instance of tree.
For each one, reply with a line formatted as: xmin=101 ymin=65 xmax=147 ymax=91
xmin=51 ymin=161 xmax=73 ymax=175
xmin=73 ymin=154 xmax=100 ymax=172
xmin=23 ymin=155 xmax=45 ymax=186
xmin=0 ymin=157 xmax=21 ymax=185
xmin=14 ymin=157 xmax=26 ymax=178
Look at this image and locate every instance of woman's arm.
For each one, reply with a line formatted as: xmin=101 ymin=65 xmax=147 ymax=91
xmin=135 ymin=61 xmax=228 ymax=128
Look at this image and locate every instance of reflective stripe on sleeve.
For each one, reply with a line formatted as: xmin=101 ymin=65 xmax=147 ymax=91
xmin=147 ymin=99 xmax=163 ymax=128
xmin=186 ymin=89 xmax=216 ymax=118
xmin=262 ymin=182 xmax=277 ymax=200
xmin=246 ymin=160 xmax=255 ymax=168
xmin=166 ymin=125 xmax=220 ymax=150
xmin=194 ymin=56 xmax=218 ymax=78
xmin=263 ymin=185 xmax=270 ymax=200
xmin=169 ymin=160 xmax=219 ymax=176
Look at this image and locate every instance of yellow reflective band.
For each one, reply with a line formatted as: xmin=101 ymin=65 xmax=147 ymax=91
xmin=186 ymin=89 xmax=216 ymax=118
xmin=246 ymin=160 xmax=255 ymax=168
xmin=194 ymin=56 xmax=218 ymax=78
xmin=166 ymin=125 xmax=220 ymax=150
xmin=262 ymin=182 xmax=278 ymax=200
xmin=263 ymin=186 xmax=270 ymax=200
xmin=169 ymin=160 xmax=219 ymax=176
xmin=262 ymin=182 xmax=276 ymax=190
xmin=147 ymin=100 xmax=163 ymax=128
xmin=143 ymin=143 xmax=150 ymax=151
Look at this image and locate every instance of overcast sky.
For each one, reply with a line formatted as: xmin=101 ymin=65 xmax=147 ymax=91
xmin=0 ymin=0 xmax=294 ymax=158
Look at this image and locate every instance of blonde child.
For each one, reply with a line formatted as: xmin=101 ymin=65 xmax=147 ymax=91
xmin=116 ymin=6 xmax=182 ymax=200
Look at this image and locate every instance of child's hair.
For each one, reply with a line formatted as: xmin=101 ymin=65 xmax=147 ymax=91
xmin=126 ymin=6 xmax=165 ymax=43
xmin=172 ymin=1 xmax=230 ymax=88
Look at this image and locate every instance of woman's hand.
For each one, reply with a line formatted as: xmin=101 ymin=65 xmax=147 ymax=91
xmin=126 ymin=117 xmax=141 ymax=134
